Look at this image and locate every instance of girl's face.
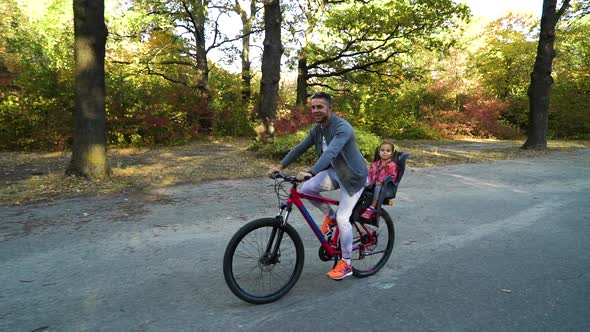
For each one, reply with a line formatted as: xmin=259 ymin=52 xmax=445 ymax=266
xmin=379 ymin=143 xmax=393 ymax=161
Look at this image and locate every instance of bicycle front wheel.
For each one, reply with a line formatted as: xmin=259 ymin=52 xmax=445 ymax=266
xmin=223 ymin=218 xmax=304 ymax=304
xmin=351 ymin=209 xmax=395 ymax=277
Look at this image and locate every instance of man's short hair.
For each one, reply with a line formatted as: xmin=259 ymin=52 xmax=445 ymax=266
xmin=311 ymin=92 xmax=333 ymax=106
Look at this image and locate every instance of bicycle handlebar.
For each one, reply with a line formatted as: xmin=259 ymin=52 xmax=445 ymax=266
xmin=270 ymin=171 xmax=311 ymax=183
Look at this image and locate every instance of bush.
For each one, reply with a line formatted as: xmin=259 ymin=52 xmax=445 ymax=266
xmin=548 ymin=79 xmax=590 ymax=138
xmin=396 ymin=123 xmax=441 ymax=140
xmin=249 ymin=125 xmax=382 ymax=164
xmin=106 ymin=79 xmax=193 ymax=147
xmin=354 ymin=127 xmax=383 ymax=159
xmin=249 ymin=129 xmax=315 ymax=163
xmin=0 ymin=92 xmax=72 ymax=150
xmin=426 ymin=93 xmax=521 ymax=139
xmin=272 ymin=106 xmax=314 ymax=135
xmin=209 ymin=66 xmax=255 ymax=137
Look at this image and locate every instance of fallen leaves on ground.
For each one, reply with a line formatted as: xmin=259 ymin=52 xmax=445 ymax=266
xmin=0 ymin=138 xmax=587 ymax=206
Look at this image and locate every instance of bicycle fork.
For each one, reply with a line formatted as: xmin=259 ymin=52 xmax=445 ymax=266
xmin=261 ymin=204 xmax=292 ymax=265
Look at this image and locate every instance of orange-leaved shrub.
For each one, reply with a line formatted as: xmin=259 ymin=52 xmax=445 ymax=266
xmin=424 ymin=82 xmax=521 ymax=139
xmin=272 ymin=106 xmax=314 ymax=135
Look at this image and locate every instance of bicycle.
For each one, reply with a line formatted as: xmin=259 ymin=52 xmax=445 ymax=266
xmin=223 ymin=153 xmax=409 ymax=304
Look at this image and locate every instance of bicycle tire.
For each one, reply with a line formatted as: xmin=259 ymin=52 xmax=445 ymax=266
xmin=223 ymin=218 xmax=305 ymax=304
xmin=351 ymin=209 xmax=395 ymax=278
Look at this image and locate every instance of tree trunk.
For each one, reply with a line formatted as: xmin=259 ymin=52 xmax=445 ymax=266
xmin=295 ymin=55 xmax=308 ymax=112
xmin=180 ymin=0 xmax=210 ymax=132
xmin=193 ymin=0 xmax=211 ymax=130
xmin=238 ymin=0 xmax=255 ymax=102
xmin=523 ymin=0 xmax=570 ymax=150
xmin=294 ymin=2 xmax=324 ymax=113
xmin=258 ymin=0 xmax=283 ymax=141
xmin=67 ymin=0 xmax=110 ymax=180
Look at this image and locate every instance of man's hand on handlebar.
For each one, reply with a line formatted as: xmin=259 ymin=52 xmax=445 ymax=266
xmin=266 ymin=165 xmax=283 ymax=178
xmin=266 ymin=165 xmax=312 ymax=181
xmin=296 ymin=171 xmax=312 ymax=181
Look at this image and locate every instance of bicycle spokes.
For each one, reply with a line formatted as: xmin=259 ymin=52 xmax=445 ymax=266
xmin=223 ymin=218 xmax=305 ymax=304
xmin=349 ymin=212 xmax=395 ymax=277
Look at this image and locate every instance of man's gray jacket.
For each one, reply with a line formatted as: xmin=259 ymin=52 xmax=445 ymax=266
xmin=280 ymin=114 xmax=368 ymax=195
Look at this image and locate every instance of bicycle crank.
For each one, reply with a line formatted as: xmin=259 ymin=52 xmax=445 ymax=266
xmin=318 ymin=246 xmax=333 ymax=261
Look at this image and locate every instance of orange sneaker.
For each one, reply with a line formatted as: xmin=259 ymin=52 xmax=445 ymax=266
xmin=320 ymin=215 xmax=337 ymax=235
xmin=327 ymin=260 xmax=353 ymax=280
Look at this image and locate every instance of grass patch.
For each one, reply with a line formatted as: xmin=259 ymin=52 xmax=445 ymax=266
xmin=1 ymin=138 xmax=587 ymax=206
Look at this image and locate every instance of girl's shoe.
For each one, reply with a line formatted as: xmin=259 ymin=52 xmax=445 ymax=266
xmin=360 ymin=206 xmax=377 ymax=220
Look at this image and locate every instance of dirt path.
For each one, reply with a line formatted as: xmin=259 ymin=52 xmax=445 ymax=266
xmin=2 ymin=139 xmax=587 ymax=206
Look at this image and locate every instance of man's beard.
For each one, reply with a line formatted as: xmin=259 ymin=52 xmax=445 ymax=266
xmin=313 ymin=113 xmax=328 ymax=123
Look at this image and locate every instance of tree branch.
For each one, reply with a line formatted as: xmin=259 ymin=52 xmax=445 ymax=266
xmin=307 ymin=82 xmax=351 ymax=93
xmin=307 ymin=24 xmax=400 ymax=70
xmin=207 ymin=11 xmax=223 ymax=52
xmin=207 ymin=28 xmax=263 ymax=51
xmin=556 ymin=0 xmax=571 ymax=20
xmin=145 ymin=65 xmax=197 ymax=88
xmin=181 ymin=0 xmax=203 ymax=47
xmin=308 ymin=49 xmax=403 ymax=79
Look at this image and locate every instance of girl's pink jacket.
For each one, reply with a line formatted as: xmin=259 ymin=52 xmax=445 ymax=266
xmin=367 ymin=159 xmax=398 ymax=185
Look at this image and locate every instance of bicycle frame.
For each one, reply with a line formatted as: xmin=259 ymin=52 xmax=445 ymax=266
xmin=278 ymin=182 xmax=376 ymax=258
xmin=224 ymin=173 xmax=397 ymax=304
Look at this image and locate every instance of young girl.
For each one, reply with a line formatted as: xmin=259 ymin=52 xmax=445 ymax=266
xmin=360 ymin=140 xmax=398 ymax=220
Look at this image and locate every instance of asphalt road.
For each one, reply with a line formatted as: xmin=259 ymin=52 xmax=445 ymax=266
xmin=1 ymin=149 xmax=589 ymax=331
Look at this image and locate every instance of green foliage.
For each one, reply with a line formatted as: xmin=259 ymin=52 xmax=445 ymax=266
xmin=549 ymin=16 xmax=590 ymax=138
xmin=300 ymin=0 xmax=471 ymax=87
xmin=249 ymin=126 xmax=381 ymax=164
xmin=549 ymin=79 xmax=590 ymax=138
xmin=354 ymin=127 xmax=383 ymax=159
xmin=208 ymin=65 xmax=255 ymax=137
xmin=249 ymin=129 xmax=314 ymax=163
xmin=103 ymin=64 xmax=255 ymax=147
xmin=0 ymin=92 xmax=73 ymax=150
xmin=0 ymin=0 xmax=74 ymax=150
xmin=335 ymin=71 xmax=441 ymax=140
xmin=3 ymin=0 xmax=589 ymax=152
xmin=468 ymin=14 xmax=537 ymax=99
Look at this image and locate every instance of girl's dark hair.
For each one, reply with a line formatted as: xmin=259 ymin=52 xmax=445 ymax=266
xmin=373 ymin=140 xmax=396 ymax=162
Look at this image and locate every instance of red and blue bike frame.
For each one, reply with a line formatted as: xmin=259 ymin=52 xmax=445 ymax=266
xmin=278 ymin=182 xmax=377 ymax=258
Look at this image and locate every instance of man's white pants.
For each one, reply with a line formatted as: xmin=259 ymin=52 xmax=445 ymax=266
xmin=300 ymin=168 xmax=363 ymax=260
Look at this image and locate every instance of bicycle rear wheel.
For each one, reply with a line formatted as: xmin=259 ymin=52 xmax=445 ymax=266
xmin=351 ymin=209 xmax=395 ymax=277
xmin=223 ymin=218 xmax=304 ymax=304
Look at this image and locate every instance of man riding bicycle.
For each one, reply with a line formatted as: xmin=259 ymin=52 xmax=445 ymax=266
xmin=267 ymin=92 xmax=368 ymax=280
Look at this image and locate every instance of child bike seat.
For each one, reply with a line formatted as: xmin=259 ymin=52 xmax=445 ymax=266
xmin=351 ymin=152 xmax=410 ymax=225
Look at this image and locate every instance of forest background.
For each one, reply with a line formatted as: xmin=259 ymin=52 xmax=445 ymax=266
xmin=0 ymin=0 xmax=589 ymax=204
xmin=2 ymin=0 xmax=589 ymax=151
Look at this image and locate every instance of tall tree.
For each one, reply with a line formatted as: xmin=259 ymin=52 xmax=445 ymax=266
xmin=258 ymin=0 xmax=282 ymax=140
xmin=522 ymin=0 xmax=571 ymax=149
xmin=120 ymin=0 xmax=212 ymax=130
xmin=233 ymin=0 xmax=260 ymax=102
xmin=183 ymin=0 xmax=210 ymax=128
xmin=206 ymin=0 xmax=263 ymax=103
xmin=66 ymin=0 xmax=110 ymax=179
xmin=292 ymin=0 xmax=470 ymax=109
xmin=286 ymin=0 xmax=326 ymax=112
xmin=124 ymin=0 xmax=256 ymax=131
